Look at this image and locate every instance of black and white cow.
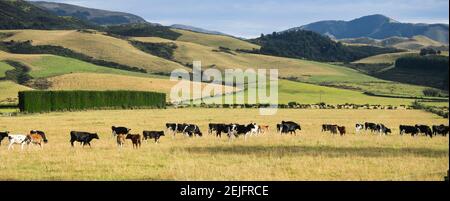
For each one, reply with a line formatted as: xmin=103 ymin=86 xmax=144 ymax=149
xmin=415 ymin=125 xmax=433 ymax=138
xmin=214 ymin=124 xmax=234 ymax=138
xmin=7 ymin=134 xmax=30 ymax=150
xmin=355 ymin=124 xmax=364 ymax=133
xmin=143 ymin=131 xmax=165 ymax=143
xmin=229 ymin=123 xmax=255 ymax=140
xmin=376 ymin=124 xmax=391 ymax=135
xmin=111 ymin=126 xmax=131 ymax=138
xmin=70 ymin=131 xmax=99 ymax=147
xmin=365 ymin=122 xmax=378 ymax=132
xmin=0 ymin=131 xmax=9 ymax=146
xmin=183 ymin=124 xmax=202 ymax=137
xmin=399 ymin=125 xmax=420 ymax=136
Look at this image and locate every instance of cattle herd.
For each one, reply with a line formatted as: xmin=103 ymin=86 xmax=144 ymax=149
xmin=0 ymin=122 xmax=448 ymax=150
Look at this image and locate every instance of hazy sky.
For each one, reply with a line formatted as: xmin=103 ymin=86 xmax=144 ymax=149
xmin=31 ymin=0 xmax=450 ymax=38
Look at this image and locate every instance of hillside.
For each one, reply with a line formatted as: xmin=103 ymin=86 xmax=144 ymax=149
xmin=293 ymin=14 xmax=449 ymax=44
xmin=341 ymin=36 xmax=448 ymax=51
xmin=1 ymin=30 xmax=189 ymax=74
xmin=30 ymin=1 xmax=148 ymax=26
xmin=173 ymin=29 xmax=260 ymax=50
xmin=170 ymin=24 xmax=228 ymax=36
xmin=0 ymin=0 xmax=94 ymax=30
xmin=250 ymin=29 xmax=402 ymax=62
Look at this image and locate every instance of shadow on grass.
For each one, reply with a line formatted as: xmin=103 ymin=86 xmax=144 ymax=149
xmin=175 ymin=145 xmax=448 ymax=158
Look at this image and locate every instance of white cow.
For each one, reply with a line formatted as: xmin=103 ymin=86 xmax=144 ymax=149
xmin=8 ymin=134 xmax=30 ymax=150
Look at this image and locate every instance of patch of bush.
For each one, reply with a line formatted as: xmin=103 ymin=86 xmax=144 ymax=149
xmin=130 ymin=41 xmax=177 ymax=60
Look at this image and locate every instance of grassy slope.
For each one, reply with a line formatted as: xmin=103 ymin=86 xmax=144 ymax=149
xmin=1 ymin=30 xmax=189 ymax=73
xmin=0 ymin=109 xmax=447 ymax=180
xmin=173 ymin=29 xmax=260 ymax=50
xmin=353 ymin=52 xmax=418 ymax=64
xmin=0 ymin=50 xmax=164 ymax=78
xmin=0 ymin=61 xmax=14 ymax=77
xmin=47 ymin=73 xmax=236 ymax=99
xmin=0 ymin=81 xmax=32 ymax=101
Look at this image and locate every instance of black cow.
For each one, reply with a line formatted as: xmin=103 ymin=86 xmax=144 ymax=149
xmin=415 ymin=125 xmax=433 ymax=138
xmin=399 ymin=125 xmax=420 ymax=136
xmin=112 ymin=126 xmax=130 ymax=138
xmin=365 ymin=122 xmax=378 ymax=132
xmin=143 ymin=131 xmax=165 ymax=143
xmin=30 ymin=130 xmax=48 ymax=143
xmin=183 ymin=124 xmax=202 ymax=137
xmin=208 ymin=123 xmax=221 ymax=135
xmin=432 ymin=125 xmax=449 ymax=136
xmin=229 ymin=124 xmax=255 ymax=139
xmin=280 ymin=121 xmax=301 ymax=135
xmin=0 ymin=131 xmax=9 ymax=146
xmin=70 ymin=131 xmax=99 ymax=147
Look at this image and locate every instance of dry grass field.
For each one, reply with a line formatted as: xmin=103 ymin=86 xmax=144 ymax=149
xmin=0 ymin=108 xmax=447 ymax=181
xmin=173 ymin=29 xmax=260 ymax=50
xmin=47 ymin=73 xmax=237 ymax=99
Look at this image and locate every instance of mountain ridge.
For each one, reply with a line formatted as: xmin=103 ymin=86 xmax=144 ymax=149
xmin=288 ymin=14 xmax=449 ymax=44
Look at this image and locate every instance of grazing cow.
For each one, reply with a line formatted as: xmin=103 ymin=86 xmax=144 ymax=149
xmin=259 ymin=125 xmax=269 ymax=134
xmin=432 ymin=125 xmax=449 ymax=136
xmin=215 ymin=124 xmax=234 ymax=138
xmin=116 ymin=134 xmax=126 ymax=148
xmin=365 ymin=122 xmax=378 ymax=132
xmin=276 ymin=124 xmax=282 ymax=133
xmin=280 ymin=121 xmax=301 ymax=135
xmin=0 ymin=131 xmax=9 ymax=146
xmin=249 ymin=123 xmax=260 ymax=136
xmin=208 ymin=123 xmax=221 ymax=135
xmin=322 ymin=124 xmax=337 ymax=134
xmin=376 ymin=124 xmax=391 ymax=135
xmin=166 ymin=123 xmax=177 ymax=133
xmin=112 ymin=126 xmax=131 ymax=138
xmin=337 ymin=126 xmax=346 ymax=136
xmin=126 ymin=134 xmax=142 ymax=148
xmin=355 ymin=124 xmax=364 ymax=133
xmin=70 ymin=131 xmax=99 ymax=147
xmin=7 ymin=134 xmax=30 ymax=150
xmin=27 ymin=130 xmax=48 ymax=148
xmin=229 ymin=123 xmax=255 ymax=139
xmin=415 ymin=125 xmax=433 ymax=138
xmin=399 ymin=125 xmax=420 ymax=136
xmin=183 ymin=124 xmax=202 ymax=137
xmin=143 ymin=131 xmax=165 ymax=143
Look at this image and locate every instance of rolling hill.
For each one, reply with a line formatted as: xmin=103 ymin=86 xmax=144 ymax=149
xmin=293 ymin=14 xmax=449 ymax=44
xmin=0 ymin=0 xmax=94 ymax=30
xmin=1 ymin=29 xmax=189 ymax=74
xmin=30 ymin=1 xmax=148 ymax=26
xmin=341 ymin=36 xmax=448 ymax=51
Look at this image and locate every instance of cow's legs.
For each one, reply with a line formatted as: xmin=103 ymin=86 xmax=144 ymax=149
xmin=8 ymin=142 xmax=14 ymax=150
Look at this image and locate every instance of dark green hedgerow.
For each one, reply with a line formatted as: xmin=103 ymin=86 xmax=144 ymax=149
xmin=18 ymin=90 xmax=166 ymax=113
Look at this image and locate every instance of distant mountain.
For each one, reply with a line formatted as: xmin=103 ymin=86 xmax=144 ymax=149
xmin=0 ymin=0 xmax=94 ymax=30
xmin=289 ymin=14 xmax=449 ymax=44
xmin=30 ymin=1 xmax=150 ymax=26
xmin=170 ymin=24 xmax=227 ymax=36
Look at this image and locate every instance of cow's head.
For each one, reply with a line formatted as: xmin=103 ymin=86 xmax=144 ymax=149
xmin=160 ymin=132 xmax=165 ymax=136
xmin=386 ymin=129 xmax=392 ymax=134
xmin=91 ymin=133 xmax=100 ymax=139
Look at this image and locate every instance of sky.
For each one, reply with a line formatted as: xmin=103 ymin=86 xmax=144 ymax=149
xmin=31 ymin=0 xmax=450 ymax=38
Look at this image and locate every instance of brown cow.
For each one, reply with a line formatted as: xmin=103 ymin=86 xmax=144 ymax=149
xmin=117 ymin=134 xmax=126 ymax=148
xmin=126 ymin=134 xmax=142 ymax=149
xmin=337 ymin=126 xmax=346 ymax=136
xmin=259 ymin=125 xmax=269 ymax=134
